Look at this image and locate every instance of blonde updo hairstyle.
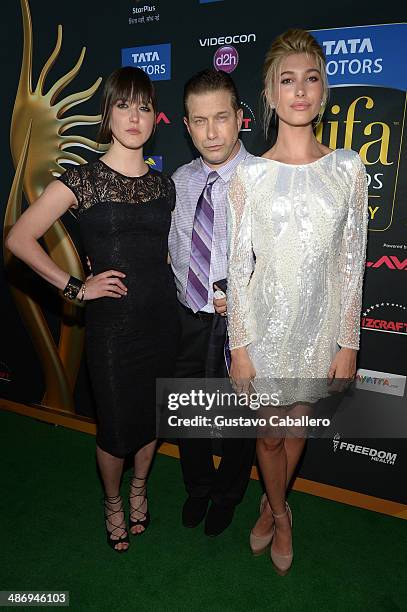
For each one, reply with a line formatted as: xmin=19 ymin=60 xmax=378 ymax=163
xmin=263 ymin=29 xmax=329 ymax=135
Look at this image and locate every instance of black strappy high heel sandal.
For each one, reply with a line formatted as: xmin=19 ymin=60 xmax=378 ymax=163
xmin=129 ymin=475 xmax=150 ymax=536
xmin=104 ymin=494 xmax=130 ymax=553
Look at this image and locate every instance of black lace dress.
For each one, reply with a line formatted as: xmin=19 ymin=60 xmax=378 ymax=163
xmin=58 ymin=160 xmax=180 ymax=457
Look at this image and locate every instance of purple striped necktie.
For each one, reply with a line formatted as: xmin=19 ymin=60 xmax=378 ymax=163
xmin=186 ymin=171 xmax=219 ymax=313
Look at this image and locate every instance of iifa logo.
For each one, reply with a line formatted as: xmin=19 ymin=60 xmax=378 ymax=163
xmin=311 ymin=24 xmax=407 ymax=90
xmin=122 ymin=43 xmax=171 ymax=81
xmin=144 ymin=156 xmax=163 ymax=171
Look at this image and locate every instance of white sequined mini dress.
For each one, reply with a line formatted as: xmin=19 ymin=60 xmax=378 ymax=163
xmin=227 ymin=148 xmax=369 ymax=402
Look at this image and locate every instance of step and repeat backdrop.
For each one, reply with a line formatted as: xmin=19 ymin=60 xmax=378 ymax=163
xmin=1 ymin=0 xmax=406 ymax=509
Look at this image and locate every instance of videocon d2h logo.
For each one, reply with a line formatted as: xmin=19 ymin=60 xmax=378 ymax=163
xmin=311 ymin=24 xmax=407 ymax=232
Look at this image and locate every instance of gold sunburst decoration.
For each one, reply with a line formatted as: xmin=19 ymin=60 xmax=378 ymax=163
xmin=3 ymin=0 xmax=107 ymax=412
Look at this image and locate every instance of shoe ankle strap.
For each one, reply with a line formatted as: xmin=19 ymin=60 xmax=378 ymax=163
xmin=272 ymin=501 xmax=289 ymax=519
xmin=105 ymin=494 xmax=122 ymax=502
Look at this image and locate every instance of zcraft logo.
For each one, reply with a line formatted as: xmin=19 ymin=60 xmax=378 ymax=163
xmin=0 ymin=361 xmax=11 ymax=383
xmin=144 ymin=156 xmax=163 ymax=171
xmin=332 ymin=433 xmax=397 ymax=465
xmin=366 ymin=255 xmax=407 ymax=270
xmin=355 ymin=368 xmax=406 ymax=397
xmin=121 ymin=43 xmax=171 ymax=81
xmin=240 ymin=101 xmax=256 ymax=132
xmin=361 ymin=302 xmax=407 ymax=335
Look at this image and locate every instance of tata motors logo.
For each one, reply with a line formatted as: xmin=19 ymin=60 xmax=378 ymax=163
xmin=311 ymin=24 xmax=407 ymax=90
xmin=361 ymin=303 xmax=407 ymax=336
xmin=122 ymin=43 xmax=171 ymax=81
xmin=332 ymin=433 xmax=397 ymax=465
xmin=355 ymin=368 xmax=406 ymax=397
xmin=144 ymin=156 xmax=163 ymax=171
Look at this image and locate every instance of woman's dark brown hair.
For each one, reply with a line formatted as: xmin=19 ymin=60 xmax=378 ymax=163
xmin=98 ymin=67 xmax=157 ymax=143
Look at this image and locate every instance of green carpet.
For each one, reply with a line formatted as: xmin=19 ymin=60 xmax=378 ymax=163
xmin=0 ymin=409 xmax=406 ymax=612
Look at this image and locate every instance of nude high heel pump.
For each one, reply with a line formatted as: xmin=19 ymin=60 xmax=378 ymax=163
xmin=249 ymin=493 xmax=274 ymax=556
xmin=270 ymin=502 xmax=293 ymax=575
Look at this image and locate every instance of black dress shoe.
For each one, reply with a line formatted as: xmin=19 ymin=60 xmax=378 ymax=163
xmin=182 ymin=496 xmax=210 ymax=528
xmin=204 ymin=502 xmax=235 ymax=537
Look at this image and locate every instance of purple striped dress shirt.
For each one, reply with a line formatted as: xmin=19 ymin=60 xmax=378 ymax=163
xmin=169 ymin=141 xmax=252 ymax=313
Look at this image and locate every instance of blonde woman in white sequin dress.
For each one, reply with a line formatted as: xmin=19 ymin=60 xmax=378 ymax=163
xmin=226 ymin=30 xmax=368 ymax=574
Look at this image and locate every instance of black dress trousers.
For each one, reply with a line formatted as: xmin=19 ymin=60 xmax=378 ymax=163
xmin=175 ymin=302 xmax=255 ymax=507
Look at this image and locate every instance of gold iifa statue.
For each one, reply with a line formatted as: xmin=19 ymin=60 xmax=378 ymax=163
xmin=3 ymin=0 xmax=106 ymax=412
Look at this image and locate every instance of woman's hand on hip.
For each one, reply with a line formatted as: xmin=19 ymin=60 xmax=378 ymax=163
xmin=83 ymin=270 xmax=127 ymax=300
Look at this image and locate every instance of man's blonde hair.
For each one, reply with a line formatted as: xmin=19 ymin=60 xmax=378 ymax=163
xmin=263 ymin=29 xmax=328 ymax=134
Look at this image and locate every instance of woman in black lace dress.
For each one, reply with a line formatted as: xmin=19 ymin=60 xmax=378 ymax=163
xmin=6 ymin=67 xmax=180 ymax=552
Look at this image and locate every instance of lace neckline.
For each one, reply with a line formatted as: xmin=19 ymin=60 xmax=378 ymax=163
xmin=98 ymin=159 xmax=151 ymax=179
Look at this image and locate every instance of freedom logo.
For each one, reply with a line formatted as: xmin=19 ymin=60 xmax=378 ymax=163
xmin=122 ymin=43 xmax=171 ymax=81
xmin=332 ymin=433 xmax=397 ymax=465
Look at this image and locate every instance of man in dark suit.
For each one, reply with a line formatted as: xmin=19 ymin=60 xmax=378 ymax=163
xmin=168 ymin=69 xmax=255 ymax=536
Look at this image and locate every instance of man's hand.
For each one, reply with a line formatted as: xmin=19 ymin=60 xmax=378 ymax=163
xmin=213 ymin=283 xmax=227 ymax=316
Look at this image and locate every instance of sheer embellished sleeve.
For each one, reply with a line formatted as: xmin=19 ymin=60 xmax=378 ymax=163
xmin=337 ymin=155 xmax=369 ymax=349
xmin=227 ymin=165 xmax=255 ymax=350
xmin=57 ymin=165 xmax=82 ymax=211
